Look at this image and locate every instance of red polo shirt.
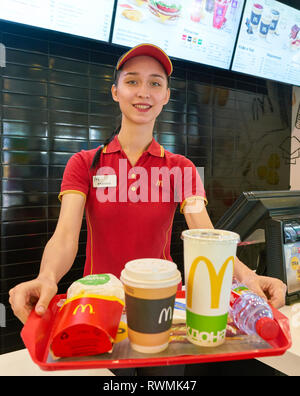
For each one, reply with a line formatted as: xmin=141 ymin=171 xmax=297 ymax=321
xmin=59 ymin=136 xmax=206 ymax=278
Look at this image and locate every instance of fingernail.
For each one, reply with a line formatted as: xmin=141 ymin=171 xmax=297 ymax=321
xmin=36 ymin=305 xmax=45 ymax=315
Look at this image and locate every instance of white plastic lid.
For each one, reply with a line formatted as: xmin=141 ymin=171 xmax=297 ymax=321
xmin=181 ymin=229 xmax=240 ymax=244
xmin=120 ymin=258 xmax=181 ymax=289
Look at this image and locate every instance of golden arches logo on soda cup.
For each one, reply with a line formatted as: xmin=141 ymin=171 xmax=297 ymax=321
xmin=182 ymin=229 xmax=239 ymax=347
xmin=187 ymin=255 xmax=234 ymax=310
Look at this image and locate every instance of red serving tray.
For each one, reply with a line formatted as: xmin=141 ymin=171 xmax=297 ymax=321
xmin=21 ymin=291 xmax=292 ymax=371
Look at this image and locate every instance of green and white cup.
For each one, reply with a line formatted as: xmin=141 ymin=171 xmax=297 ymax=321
xmin=181 ymin=229 xmax=240 ymax=347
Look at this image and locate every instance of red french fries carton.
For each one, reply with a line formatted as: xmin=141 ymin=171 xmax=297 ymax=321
xmin=50 ymin=294 xmax=124 ymax=357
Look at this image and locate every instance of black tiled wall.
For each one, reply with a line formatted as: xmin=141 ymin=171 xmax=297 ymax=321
xmin=0 ymin=20 xmax=291 ymax=354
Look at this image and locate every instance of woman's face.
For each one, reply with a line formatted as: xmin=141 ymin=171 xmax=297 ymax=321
xmin=111 ymin=55 xmax=170 ymax=127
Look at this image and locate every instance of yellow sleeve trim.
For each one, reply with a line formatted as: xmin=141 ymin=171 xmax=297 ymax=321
xmin=58 ymin=190 xmax=87 ymax=202
xmin=180 ymin=196 xmax=208 ymax=214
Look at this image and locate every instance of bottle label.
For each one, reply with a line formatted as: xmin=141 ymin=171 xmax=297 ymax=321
xmin=230 ymin=285 xmax=249 ymax=308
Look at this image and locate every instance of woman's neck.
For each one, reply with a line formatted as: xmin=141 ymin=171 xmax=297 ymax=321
xmin=117 ymin=121 xmax=154 ymax=155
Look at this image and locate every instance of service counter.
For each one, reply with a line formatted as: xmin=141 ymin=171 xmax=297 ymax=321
xmin=0 ymin=347 xmax=114 ymax=376
xmin=0 ymin=302 xmax=299 ymax=376
xmin=257 ymin=302 xmax=300 ymax=376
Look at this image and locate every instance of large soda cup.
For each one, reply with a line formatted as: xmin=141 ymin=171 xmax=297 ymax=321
xmin=181 ymin=229 xmax=240 ymax=347
xmin=250 ymin=3 xmax=263 ymax=29
xmin=213 ymin=0 xmax=228 ymax=29
xmin=259 ymin=14 xmax=271 ymax=38
xmin=290 ymin=24 xmax=300 ymax=40
xmin=205 ymin=0 xmax=215 ymax=13
xmin=269 ymin=10 xmax=280 ymax=34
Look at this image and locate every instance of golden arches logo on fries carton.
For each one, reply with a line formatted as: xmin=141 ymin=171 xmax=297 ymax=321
xmin=50 ymin=274 xmax=124 ymax=358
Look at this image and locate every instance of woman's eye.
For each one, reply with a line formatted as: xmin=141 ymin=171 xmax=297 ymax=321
xmin=151 ymin=81 xmax=161 ymax=87
xmin=126 ymin=80 xmax=137 ymax=85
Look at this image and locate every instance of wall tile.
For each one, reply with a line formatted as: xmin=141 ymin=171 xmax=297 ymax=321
xmin=2 ymin=63 xmax=48 ymax=82
xmin=3 ymin=92 xmax=47 ymax=108
xmin=5 ymin=48 xmax=48 ymax=68
xmin=2 ymin=193 xmax=48 ymax=208
xmin=3 ymin=121 xmax=48 ymax=138
xmin=49 ymin=124 xmax=88 ymax=140
xmin=1 ymin=247 xmax=45 ymax=266
xmin=2 ymin=136 xmax=48 ymax=151
xmin=2 ymin=165 xmax=48 ymax=179
xmin=3 ymin=78 xmax=47 ymax=95
xmin=1 ymin=220 xmax=47 ymax=236
xmin=2 ymin=151 xmax=48 ymax=165
xmin=1 ymin=207 xmax=47 ymax=222
xmin=2 ymin=107 xmax=48 ymax=123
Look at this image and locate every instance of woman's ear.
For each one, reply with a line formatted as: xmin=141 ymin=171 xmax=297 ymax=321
xmin=111 ymin=84 xmax=119 ymax=103
xmin=163 ymin=87 xmax=171 ymax=106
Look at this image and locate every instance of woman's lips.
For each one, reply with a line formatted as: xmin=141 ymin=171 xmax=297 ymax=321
xmin=133 ymin=104 xmax=152 ymax=112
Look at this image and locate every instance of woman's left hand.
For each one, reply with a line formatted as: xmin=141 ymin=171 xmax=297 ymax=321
xmin=241 ymin=274 xmax=287 ymax=309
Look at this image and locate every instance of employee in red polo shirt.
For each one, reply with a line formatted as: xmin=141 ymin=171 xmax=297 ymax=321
xmin=59 ymin=120 xmax=207 ymax=278
xmin=9 ymin=43 xmax=286 ymax=330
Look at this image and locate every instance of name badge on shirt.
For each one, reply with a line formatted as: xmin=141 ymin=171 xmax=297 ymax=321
xmin=93 ymin=175 xmax=117 ymax=188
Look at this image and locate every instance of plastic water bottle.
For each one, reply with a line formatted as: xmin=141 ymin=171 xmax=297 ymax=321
xmin=229 ymin=280 xmax=279 ymax=341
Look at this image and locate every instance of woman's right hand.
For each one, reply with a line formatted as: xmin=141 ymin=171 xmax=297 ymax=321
xmin=9 ymin=194 xmax=85 ymax=325
xmin=9 ymin=276 xmax=58 ymax=324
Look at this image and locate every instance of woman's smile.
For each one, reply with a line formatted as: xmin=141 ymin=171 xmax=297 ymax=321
xmin=133 ymin=103 xmax=153 ymax=112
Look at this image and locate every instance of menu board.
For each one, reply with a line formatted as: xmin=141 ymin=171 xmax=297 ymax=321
xmin=112 ymin=0 xmax=245 ymax=70
xmin=0 ymin=0 xmax=115 ymax=42
xmin=231 ymin=0 xmax=300 ymax=86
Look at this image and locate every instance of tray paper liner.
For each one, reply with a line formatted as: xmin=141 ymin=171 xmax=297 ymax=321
xmin=46 ymin=311 xmax=271 ymax=364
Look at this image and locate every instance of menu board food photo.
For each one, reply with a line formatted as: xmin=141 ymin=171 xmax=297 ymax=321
xmin=112 ymin=0 xmax=245 ymax=70
xmin=231 ymin=0 xmax=300 ymax=85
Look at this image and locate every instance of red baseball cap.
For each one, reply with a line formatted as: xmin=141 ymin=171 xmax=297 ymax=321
xmin=115 ymin=43 xmax=173 ymax=77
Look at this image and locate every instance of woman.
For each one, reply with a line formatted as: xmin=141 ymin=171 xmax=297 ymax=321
xmin=9 ymin=43 xmax=286 ymax=328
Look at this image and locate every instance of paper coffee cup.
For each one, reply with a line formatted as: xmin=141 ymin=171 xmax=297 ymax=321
xmin=120 ymin=258 xmax=181 ymax=353
xmin=181 ymin=229 xmax=239 ymax=347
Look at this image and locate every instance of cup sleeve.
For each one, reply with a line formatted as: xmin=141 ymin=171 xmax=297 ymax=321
xmin=58 ymin=151 xmax=90 ymax=202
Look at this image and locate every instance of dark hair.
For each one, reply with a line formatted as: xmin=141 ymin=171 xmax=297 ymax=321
xmin=90 ymin=63 xmax=170 ymax=169
xmin=90 ymin=68 xmax=122 ymax=169
xmin=90 ymin=125 xmax=121 ymax=169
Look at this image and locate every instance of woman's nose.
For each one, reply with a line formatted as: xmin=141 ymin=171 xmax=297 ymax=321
xmin=137 ymin=84 xmax=150 ymax=98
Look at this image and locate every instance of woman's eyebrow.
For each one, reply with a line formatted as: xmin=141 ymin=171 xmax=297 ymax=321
xmin=123 ymin=72 xmax=138 ymax=76
xmin=150 ymin=73 xmax=165 ymax=79
xmin=123 ymin=72 xmax=165 ymax=79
